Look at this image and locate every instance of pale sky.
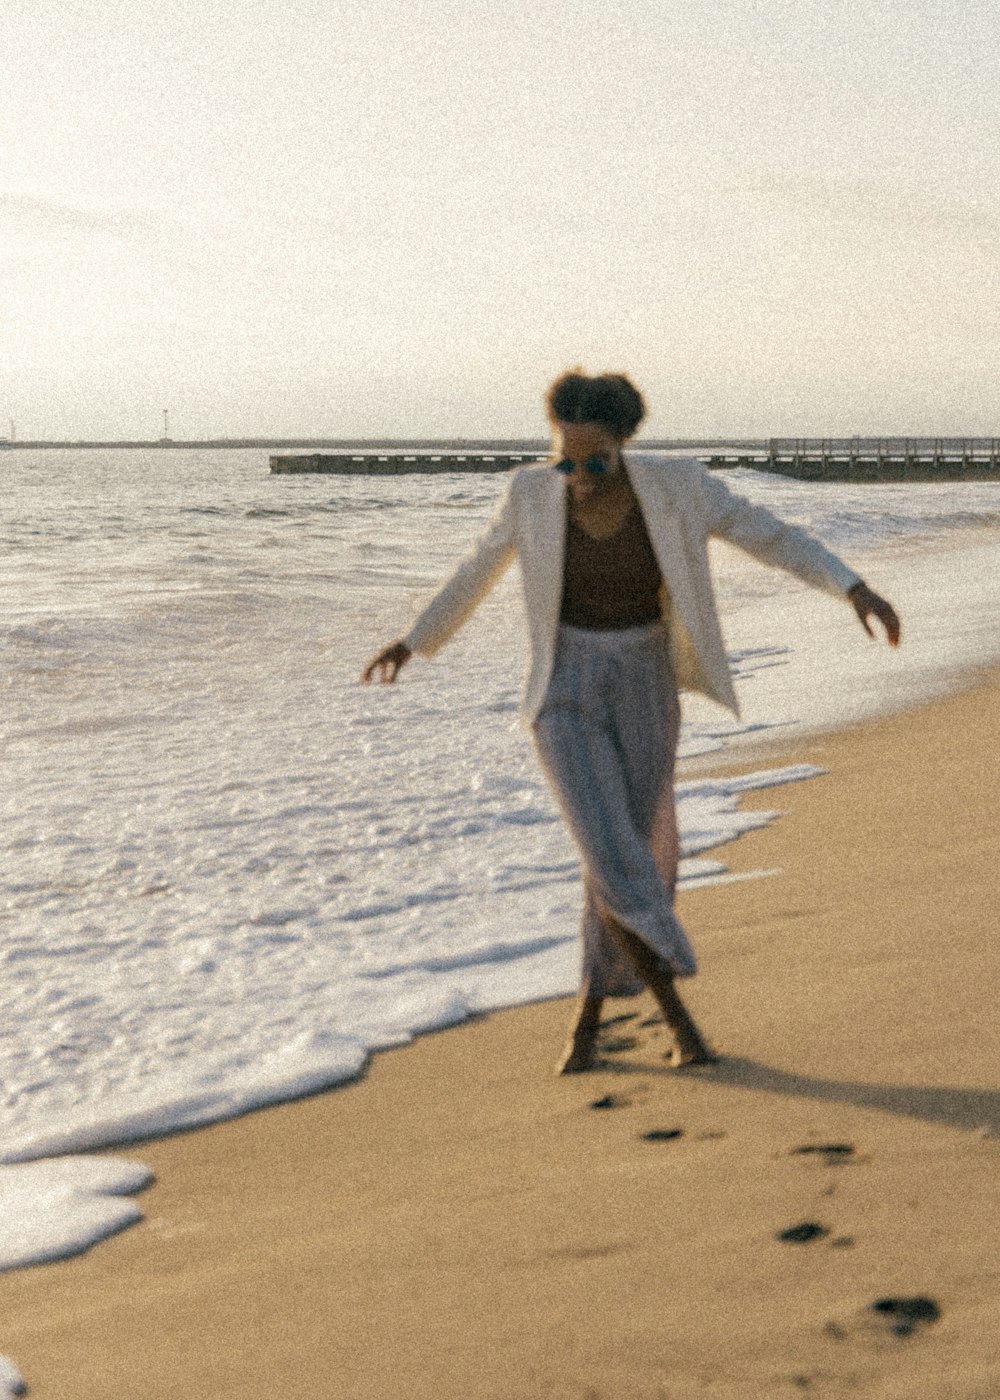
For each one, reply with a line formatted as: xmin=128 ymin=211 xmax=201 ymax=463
xmin=3 ymin=0 xmax=998 ymax=440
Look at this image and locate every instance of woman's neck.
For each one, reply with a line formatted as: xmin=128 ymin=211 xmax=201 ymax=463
xmin=567 ymin=470 xmax=635 ymax=539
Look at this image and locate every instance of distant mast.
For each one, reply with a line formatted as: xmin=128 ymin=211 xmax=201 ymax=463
xmin=161 ymin=409 xmax=172 ymax=443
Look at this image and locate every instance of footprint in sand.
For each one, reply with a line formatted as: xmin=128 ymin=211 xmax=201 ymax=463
xmin=792 ymin=1142 xmax=856 ymax=1162
xmin=826 ymin=1295 xmax=941 ymax=1342
xmin=642 ymin=1128 xmax=684 ymax=1142
xmin=590 ymin=1094 xmax=630 ymax=1110
xmin=869 ymin=1296 xmax=941 ymax=1337
xmin=777 ymin=1222 xmax=830 ymax=1243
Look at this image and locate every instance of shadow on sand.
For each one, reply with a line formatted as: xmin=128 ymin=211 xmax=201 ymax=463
xmin=603 ymin=1055 xmax=1000 ymax=1138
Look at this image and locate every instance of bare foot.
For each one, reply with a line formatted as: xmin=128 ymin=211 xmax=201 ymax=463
xmin=555 ymin=989 xmax=603 ymax=1075
xmin=555 ymin=1038 xmax=596 ymax=1074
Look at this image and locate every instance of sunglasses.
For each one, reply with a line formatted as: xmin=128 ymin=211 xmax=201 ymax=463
xmin=552 ymin=454 xmax=610 ymax=476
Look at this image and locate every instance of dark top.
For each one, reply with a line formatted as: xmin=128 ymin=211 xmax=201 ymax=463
xmin=559 ymin=496 xmax=665 ymax=630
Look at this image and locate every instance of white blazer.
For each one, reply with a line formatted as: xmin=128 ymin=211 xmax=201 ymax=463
xmin=403 ymin=453 xmax=861 ymax=726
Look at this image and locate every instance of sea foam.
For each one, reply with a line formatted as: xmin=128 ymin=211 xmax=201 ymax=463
xmin=0 ymin=1157 xmax=153 ymax=1272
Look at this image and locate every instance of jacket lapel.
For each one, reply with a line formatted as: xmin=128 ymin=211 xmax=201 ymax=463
xmin=624 ymin=455 xmax=694 ymax=617
xmin=524 ymin=466 xmax=568 ymax=641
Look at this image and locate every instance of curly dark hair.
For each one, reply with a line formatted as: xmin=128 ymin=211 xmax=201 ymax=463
xmin=545 ymin=369 xmax=646 ymax=440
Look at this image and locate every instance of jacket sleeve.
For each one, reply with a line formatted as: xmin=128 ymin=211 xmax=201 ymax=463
xmin=403 ymin=476 xmax=519 ymax=657
xmin=696 ymin=467 xmax=861 ymax=598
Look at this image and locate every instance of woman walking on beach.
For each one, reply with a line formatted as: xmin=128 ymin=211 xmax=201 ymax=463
xmin=362 ymin=372 xmax=900 ymax=1073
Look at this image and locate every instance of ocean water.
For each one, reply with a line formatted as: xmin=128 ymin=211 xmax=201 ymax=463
xmin=2 ymin=447 xmax=1000 ymax=1274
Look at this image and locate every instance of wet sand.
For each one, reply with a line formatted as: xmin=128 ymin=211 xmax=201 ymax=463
xmin=3 ymin=672 xmax=1000 ymax=1399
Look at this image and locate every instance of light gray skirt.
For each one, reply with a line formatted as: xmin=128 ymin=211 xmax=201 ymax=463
xmin=532 ymin=622 xmax=697 ymax=997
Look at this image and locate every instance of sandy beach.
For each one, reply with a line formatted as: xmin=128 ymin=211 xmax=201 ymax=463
xmin=4 ymin=671 xmax=1000 ymax=1399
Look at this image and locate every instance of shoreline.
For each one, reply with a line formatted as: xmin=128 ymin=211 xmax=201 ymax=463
xmin=4 ymin=670 xmax=1000 ymax=1397
xmin=680 ymin=660 xmax=983 ymax=784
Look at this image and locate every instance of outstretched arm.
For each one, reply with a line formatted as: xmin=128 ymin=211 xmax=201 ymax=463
xmin=699 ymin=468 xmax=861 ymax=597
xmin=360 ymin=474 xmax=519 ymax=684
xmin=698 ymin=468 xmax=901 ymax=644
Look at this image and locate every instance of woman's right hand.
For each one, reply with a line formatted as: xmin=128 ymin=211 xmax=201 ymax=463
xmin=361 ymin=640 xmax=412 ymax=684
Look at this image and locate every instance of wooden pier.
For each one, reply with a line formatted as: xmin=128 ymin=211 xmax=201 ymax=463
xmin=269 ymin=451 xmax=549 ymax=475
xmin=269 ymin=438 xmax=1000 ymax=481
xmin=756 ymin=438 xmax=1000 ymax=482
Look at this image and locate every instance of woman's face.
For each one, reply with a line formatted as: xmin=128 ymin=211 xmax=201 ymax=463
xmin=552 ymin=422 xmax=624 ymax=506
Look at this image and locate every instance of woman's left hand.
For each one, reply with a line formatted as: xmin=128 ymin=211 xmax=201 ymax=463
xmin=848 ymin=581 xmax=901 ymax=646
